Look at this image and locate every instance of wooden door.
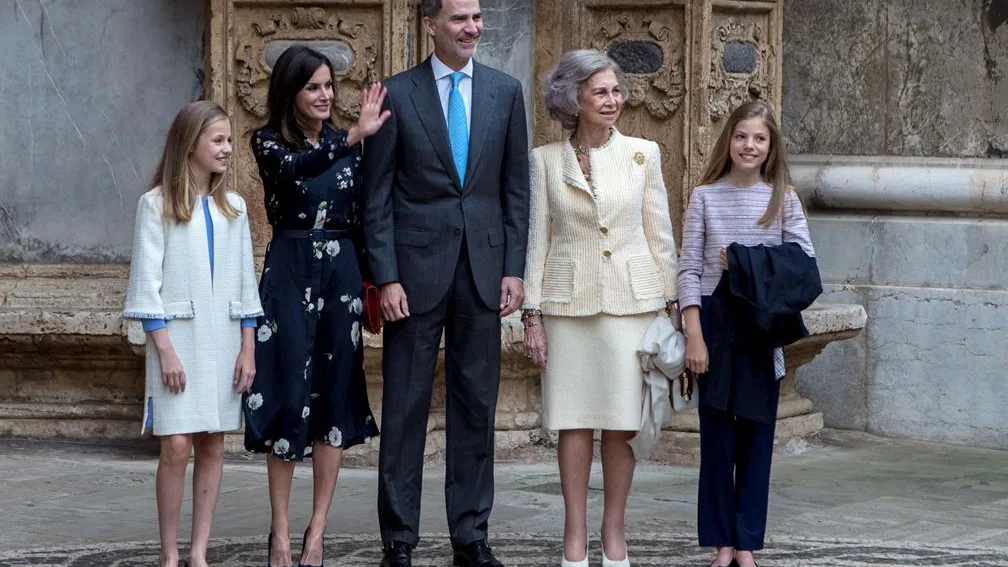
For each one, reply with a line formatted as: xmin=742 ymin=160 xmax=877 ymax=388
xmin=535 ymin=0 xmax=783 ymax=239
xmin=205 ymin=0 xmax=421 ymax=248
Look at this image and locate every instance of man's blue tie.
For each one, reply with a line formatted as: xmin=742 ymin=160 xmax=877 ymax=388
xmin=447 ymin=71 xmax=469 ymax=185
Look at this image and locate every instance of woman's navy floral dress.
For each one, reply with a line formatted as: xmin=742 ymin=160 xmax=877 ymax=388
xmin=244 ymin=123 xmax=379 ymax=461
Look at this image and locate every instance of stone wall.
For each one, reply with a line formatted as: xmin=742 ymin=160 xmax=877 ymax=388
xmin=4 ymin=0 xmax=1002 ymax=450
xmin=782 ymin=0 xmax=1008 ymax=449
xmin=782 ymin=0 xmax=1008 ymax=157
xmin=1 ymin=0 xmax=205 ymax=262
xmin=0 ymin=0 xmax=532 ymax=264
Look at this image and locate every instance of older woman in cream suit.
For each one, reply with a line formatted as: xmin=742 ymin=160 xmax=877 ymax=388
xmin=522 ymin=50 xmax=679 ymax=567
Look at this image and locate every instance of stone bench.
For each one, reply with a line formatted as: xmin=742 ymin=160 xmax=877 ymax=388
xmin=653 ymin=302 xmax=868 ymax=464
xmin=0 ymin=262 xmax=866 ymax=466
xmin=0 ymin=263 xmax=145 ymax=440
xmin=324 ymin=303 xmax=868 ymax=466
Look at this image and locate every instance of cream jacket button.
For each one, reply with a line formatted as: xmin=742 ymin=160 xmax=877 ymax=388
xmin=599 ymin=226 xmax=609 ymax=234
xmin=602 ymin=250 xmax=612 ymax=258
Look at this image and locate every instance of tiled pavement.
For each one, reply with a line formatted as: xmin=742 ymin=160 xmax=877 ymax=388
xmin=1 ymin=430 xmax=1007 ymax=566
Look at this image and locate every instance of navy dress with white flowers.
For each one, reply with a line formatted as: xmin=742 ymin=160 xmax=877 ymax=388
xmin=243 ymin=123 xmax=379 ymax=461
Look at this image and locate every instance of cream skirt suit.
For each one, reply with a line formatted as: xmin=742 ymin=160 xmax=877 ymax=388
xmin=523 ymin=130 xmax=678 ymax=430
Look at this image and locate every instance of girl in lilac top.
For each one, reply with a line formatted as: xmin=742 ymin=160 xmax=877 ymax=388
xmin=677 ymin=101 xmax=814 ymax=567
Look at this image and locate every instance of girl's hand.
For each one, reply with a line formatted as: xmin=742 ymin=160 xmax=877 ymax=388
xmin=685 ymin=333 xmax=709 ymax=375
xmin=158 ymin=344 xmax=187 ymax=394
xmin=233 ymin=346 xmax=255 ymax=394
xmin=347 ymin=83 xmax=391 ymax=145
xmin=720 ymin=247 xmax=728 ymax=271
xmin=523 ymin=317 xmax=549 ymax=368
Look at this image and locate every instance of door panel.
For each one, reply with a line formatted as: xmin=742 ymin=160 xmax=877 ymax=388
xmin=693 ymin=1 xmax=783 ymax=196
xmin=535 ymin=0 xmax=783 ymax=241
xmin=206 ymin=0 xmax=414 ymax=248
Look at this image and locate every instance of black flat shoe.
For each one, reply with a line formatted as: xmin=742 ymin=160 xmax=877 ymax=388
xmin=379 ymin=541 xmax=413 ymax=567
xmin=453 ymin=540 xmax=504 ymax=567
xmin=298 ymin=527 xmax=324 ymax=567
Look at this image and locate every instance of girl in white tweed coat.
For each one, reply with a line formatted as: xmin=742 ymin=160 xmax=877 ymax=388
xmin=123 ymin=101 xmax=263 ymax=567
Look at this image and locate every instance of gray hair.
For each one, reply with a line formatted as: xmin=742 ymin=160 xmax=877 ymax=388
xmin=543 ymin=49 xmax=628 ymax=131
xmin=422 ymin=0 xmax=442 ymax=18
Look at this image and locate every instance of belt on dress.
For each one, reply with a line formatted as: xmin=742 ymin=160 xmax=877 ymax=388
xmin=273 ymin=228 xmax=354 ymax=241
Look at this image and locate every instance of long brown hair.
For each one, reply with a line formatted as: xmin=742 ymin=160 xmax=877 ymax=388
xmin=151 ymin=101 xmax=238 ymax=223
xmin=697 ymin=100 xmax=792 ymax=226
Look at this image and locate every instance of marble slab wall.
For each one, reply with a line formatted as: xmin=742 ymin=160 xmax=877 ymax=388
xmin=1 ymin=0 xmax=205 ymax=262
xmin=477 ymin=0 xmax=535 ymax=126
xmin=782 ymin=0 xmax=1008 ymax=158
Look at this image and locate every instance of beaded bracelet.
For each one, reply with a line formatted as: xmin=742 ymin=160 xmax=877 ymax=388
xmin=520 ymin=308 xmax=542 ymax=322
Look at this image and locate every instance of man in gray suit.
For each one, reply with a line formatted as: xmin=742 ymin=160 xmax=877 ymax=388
xmin=362 ymin=0 xmax=529 ymax=565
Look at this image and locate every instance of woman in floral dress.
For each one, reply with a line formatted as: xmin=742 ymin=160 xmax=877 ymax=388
xmin=243 ymin=45 xmax=389 ymax=567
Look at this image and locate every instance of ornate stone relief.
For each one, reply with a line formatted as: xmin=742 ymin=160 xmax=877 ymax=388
xmin=234 ymin=7 xmax=380 ymax=122
xmin=708 ymin=17 xmax=774 ymax=121
xmin=590 ymin=14 xmax=686 ymax=119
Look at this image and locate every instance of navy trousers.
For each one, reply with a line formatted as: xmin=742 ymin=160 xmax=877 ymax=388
xmin=696 ymin=385 xmax=778 ymax=551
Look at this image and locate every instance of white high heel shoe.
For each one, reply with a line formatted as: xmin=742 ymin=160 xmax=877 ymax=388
xmin=560 ymin=541 xmax=589 ymax=567
xmin=601 ymin=543 xmax=631 ymax=567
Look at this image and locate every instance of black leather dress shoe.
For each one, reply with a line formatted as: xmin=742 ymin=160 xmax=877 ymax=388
xmin=379 ymin=541 xmax=413 ymax=567
xmin=453 ymin=540 xmax=504 ymax=567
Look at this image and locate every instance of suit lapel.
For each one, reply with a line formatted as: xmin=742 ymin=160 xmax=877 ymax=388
xmin=463 ymin=62 xmax=495 ymax=191
xmin=409 ymin=58 xmax=462 ymax=190
xmin=562 ymin=142 xmax=594 ymax=198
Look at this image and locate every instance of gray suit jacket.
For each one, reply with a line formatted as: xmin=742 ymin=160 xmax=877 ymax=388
xmin=362 ymin=57 xmax=530 ymax=314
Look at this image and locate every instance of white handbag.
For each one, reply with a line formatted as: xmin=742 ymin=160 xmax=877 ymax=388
xmin=630 ymin=314 xmax=698 ymax=460
xmin=639 ymin=314 xmax=698 ymax=412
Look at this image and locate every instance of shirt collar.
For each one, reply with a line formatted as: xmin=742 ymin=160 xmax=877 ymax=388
xmin=431 ymin=52 xmax=474 ymax=82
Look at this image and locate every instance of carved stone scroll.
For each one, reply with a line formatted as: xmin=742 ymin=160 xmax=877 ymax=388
xmin=707 ymin=16 xmax=775 ymax=121
xmin=590 ymin=15 xmax=687 ymax=120
xmin=234 ymin=7 xmax=381 ymax=124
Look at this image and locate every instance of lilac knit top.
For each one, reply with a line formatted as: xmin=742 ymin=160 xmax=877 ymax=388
xmin=676 ymin=179 xmax=815 ymax=310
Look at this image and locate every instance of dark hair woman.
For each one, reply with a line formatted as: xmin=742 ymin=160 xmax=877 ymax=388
xmin=242 ymin=45 xmax=389 ymax=567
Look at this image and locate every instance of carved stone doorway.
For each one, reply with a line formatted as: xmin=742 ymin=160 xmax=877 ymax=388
xmin=534 ymin=0 xmax=784 ymax=238
xmin=205 ymin=0 xmax=427 ymax=248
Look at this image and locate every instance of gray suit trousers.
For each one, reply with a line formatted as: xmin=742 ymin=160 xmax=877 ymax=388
xmin=377 ymin=237 xmax=501 ymax=547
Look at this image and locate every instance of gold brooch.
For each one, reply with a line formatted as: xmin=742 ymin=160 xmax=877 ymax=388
xmin=633 ymin=152 xmax=645 ymax=165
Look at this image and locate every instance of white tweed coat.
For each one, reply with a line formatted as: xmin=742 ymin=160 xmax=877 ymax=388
xmin=123 ymin=188 xmax=263 ymax=436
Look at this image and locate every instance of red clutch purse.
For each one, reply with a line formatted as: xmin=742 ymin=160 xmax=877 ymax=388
xmin=361 ymin=280 xmax=383 ymax=334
